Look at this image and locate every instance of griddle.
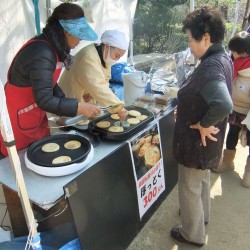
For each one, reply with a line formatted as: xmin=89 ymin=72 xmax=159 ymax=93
xmin=88 ymin=106 xmax=154 ymax=141
xmin=27 ymin=134 xmax=91 ymax=167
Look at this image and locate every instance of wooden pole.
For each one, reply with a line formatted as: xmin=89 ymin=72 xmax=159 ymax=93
xmin=0 ymin=85 xmax=37 ymax=237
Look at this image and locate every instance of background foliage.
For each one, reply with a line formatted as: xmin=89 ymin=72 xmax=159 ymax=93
xmin=133 ymin=0 xmax=249 ymax=55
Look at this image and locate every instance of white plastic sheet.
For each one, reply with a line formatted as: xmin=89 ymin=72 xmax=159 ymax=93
xmin=0 ymin=0 xmax=137 ymax=85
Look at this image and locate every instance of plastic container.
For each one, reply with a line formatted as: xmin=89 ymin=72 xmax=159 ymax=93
xmin=122 ymin=71 xmax=148 ymax=104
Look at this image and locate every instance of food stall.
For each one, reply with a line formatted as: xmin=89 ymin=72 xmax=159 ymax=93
xmin=0 ymin=101 xmax=177 ymax=249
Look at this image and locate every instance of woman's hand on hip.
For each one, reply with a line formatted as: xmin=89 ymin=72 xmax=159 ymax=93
xmin=190 ymin=122 xmax=220 ymax=147
xmin=78 ymin=102 xmax=100 ymax=118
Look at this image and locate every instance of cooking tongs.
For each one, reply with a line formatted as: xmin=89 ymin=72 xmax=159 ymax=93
xmin=100 ymin=103 xmax=124 ymax=114
xmin=48 ymin=115 xmax=87 ymax=128
xmin=99 ymin=105 xmax=112 ymax=111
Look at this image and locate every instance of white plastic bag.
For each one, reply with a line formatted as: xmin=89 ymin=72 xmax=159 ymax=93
xmin=239 ymin=128 xmax=247 ymax=147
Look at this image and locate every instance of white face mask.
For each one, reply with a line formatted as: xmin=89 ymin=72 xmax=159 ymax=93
xmin=104 ymin=46 xmax=117 ymax=66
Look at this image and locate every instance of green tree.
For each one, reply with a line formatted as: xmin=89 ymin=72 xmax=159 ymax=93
xmin=133 ymin=0 xmax=249 ymax=54
xmin=133 ymin=0 xmax=189 ymax=54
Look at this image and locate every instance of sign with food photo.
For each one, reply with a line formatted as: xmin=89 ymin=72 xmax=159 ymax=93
xmin=128 ymin=122 xmax=165 ymax=219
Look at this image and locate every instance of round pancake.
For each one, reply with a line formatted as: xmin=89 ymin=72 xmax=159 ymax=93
xmin=96 ymin=121 xmax=111 ymax=128
xmin=138 ymin=142 xmax=151 ymax=157
xmin=77 ymin=119 xmax=89 ymax=126
xmin=121 ymin=121 xmax=130 ymax=128
xmin=144 ymin=145 xmax=161 ymax=169
xmin=107 ymin=103 xmax=124 ymax=114
xmin=110 ymin=114 xmax=119 ymax=120
xmin=41 ymin=143 xmax=60 ymax=153
xmin=127 ymin=118 xmax=140 ymax=125
xmin=128 ymin=110 xmax=141 ymax=117
xmin=52 ymin=156 xmax=71 ymax=164
xmin=114 ymin=121 xmax=130 ymax=128
xmin=108 ymin=126 xmax=124 ymax=133
xmin=137 ymin=115 xmax=148 ymax=121
xmin=64 ymin=140 xmax=81 ymax=150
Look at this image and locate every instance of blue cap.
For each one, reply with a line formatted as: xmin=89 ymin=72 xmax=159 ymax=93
xmin=59 ymin=17 xmax=98 ymax=41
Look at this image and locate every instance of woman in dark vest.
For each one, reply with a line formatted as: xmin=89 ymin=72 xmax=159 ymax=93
xmin=171 ymin=6 xmax=233 ymax=247
xmin=0 ymin=3 xmax=100 ymax=156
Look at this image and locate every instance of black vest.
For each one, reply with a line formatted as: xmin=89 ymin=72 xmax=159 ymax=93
xmin=173 ymin=44 xmax=232 ymax=170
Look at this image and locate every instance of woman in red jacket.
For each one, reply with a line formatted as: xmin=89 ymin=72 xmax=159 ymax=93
xmin=0 ymin=3 xmax=100 ymax=156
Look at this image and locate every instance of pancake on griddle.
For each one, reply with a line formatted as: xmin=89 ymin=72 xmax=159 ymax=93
xmin=64 ymin=140 xmax=81 ymax=150
xmin=41 ymin=143 xmax=60 ymax=153
xmin=52 ymin=156 xmax=71 ymax=164
xmin=108 ymin=126 xmax=124 ymax=133
xmin=77 ymin=119 xmax=89 ymax=126
xmin=128 ymin=110 xmax=141 ymax=117
xmin=96 ymin=120 xmax=111 ymax=128
xmin=127 ymin=118 xmax=140 ymax=125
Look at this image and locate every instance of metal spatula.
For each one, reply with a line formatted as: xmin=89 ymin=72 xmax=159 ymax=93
xmin=48 ymin=115 xmax=87 ymax=128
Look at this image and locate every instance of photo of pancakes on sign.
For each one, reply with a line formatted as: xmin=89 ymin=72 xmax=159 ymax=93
xmin=130 ymin=123 xmax=161 ymax=180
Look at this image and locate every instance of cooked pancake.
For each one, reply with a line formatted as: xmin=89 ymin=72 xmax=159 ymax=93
xmin=52 ymin=156 xmax=71 ymax=164
xmin=128 ymin=110 xmax=141 ymax=117
xmin=114 ymin=121 xmax=130 ymax=128
xmin=144 ymin=145 xmax=161 ymax=169
xmin=108 ymin=126 xmax=124 ymax=133
xmin=108 ymin=103 xmax=124 ymax=114
xmin=64 ymin=140 xmax=81 ymax=150
xmin=121 ymin=121 xmax=130 ymax=128
xmin=41 ymin=143 xmax=60 ymax=153
xmin=110 ymin=114 xmax=119 ymax=120
xmin=96 ymin=121 xmax=111 ymax=128
xmin=77 ymin=119 xmax=90 ymax=126
xmin=137 ymin=115 xmax=148 ymax=121
xmin=127 ymin=118 xmax=140 ymax=125
xmin=138 ymin=142 xmax=151 ymax=157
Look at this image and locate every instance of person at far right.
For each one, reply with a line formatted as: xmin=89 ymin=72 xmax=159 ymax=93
xmin=212 ymin=31 xmax=250 ymax=188
xmin=171 ymin=5 xmax=233 ymax=247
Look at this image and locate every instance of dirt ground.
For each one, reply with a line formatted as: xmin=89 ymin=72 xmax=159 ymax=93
xmin=127 ymin=141 xmax=250 ymax=250
xmin=1 ymin=133 xmax=250 ymax=249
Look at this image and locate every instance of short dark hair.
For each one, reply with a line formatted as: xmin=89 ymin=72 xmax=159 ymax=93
xmin=45 ymin=3 xmax=85 ymax=35
xmin=228 ymin=31 xmax=250 ymax=55
xmin=50 ymin=3 xmax=84 ymax=22
xmin=182 ymin=5 xmax=225 ymax=43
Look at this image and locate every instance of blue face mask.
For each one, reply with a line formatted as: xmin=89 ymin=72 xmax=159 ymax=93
xmin=104 ymin=46 xmax=117 ymax=66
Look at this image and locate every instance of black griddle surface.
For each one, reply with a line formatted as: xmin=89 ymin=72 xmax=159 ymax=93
xmin=27 ymin=134 xmax=91 ymax=167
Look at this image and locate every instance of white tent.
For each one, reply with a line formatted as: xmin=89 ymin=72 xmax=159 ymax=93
xmin=0 ymin=0 xmax=137 ymax=85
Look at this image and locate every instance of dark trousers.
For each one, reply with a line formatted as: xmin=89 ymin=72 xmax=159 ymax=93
xmin=226 ymin=124 xmax=250 ymax=155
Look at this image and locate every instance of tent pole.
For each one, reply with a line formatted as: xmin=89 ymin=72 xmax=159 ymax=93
xmin=129 ymin=19 xmax=134 ymax=68
xmin=46 ymin=0 xmax=52 ymax=19
xmin=0 ymin=85 xmax=38 ymax=238
xmin=190 ymin=0 xmax=195 ymax=11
